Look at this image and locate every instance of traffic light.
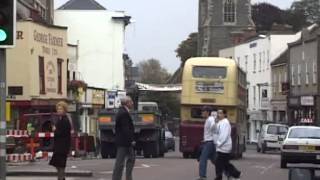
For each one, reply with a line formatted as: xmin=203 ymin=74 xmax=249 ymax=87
xmin=0 ymin=0 xmax=16 ymax=48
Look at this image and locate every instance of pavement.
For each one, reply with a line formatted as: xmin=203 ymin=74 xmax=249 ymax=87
xmin=6 ymin=144 xmax=320 ymax=180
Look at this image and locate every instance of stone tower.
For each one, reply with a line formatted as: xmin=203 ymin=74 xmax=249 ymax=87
xmin=198 ymin=0 xmax=255 ymax=57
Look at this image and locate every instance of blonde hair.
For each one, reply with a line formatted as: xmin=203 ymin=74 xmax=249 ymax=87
xmin=56 ymin=101 xmax=68 ymax=112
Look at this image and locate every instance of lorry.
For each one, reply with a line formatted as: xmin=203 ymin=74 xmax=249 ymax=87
xmin=98 ymin=102 xmax=166 ymax=158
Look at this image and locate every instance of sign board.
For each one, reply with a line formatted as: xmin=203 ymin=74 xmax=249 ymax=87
xmin=196 ymin=81 xmax=224 ymax=94
xmin=301 ymin=96 xmax=314 ymax=106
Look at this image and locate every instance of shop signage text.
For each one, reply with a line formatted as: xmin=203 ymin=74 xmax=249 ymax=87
xmin=301 ymin=96 xmax=314 ymax=106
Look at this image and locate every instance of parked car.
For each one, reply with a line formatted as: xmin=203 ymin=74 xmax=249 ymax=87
xmin=165 ymin=130 xmax=175 ymax=152
xmin=281 ymin=126 xmax=320 ymax=168
xmin=257 ymin=123 xmax=288 ymax=153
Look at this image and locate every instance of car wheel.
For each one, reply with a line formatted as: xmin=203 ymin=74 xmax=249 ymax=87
xmin=261 ymin=143 xmax=266 ymax=154
xmin=281 ymin=157 xmax=287 ymax=169
xmin=256 ymin=144 xmax=261 ymax=153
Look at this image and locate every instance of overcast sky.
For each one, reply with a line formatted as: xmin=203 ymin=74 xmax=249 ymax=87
xmin=55 ymin=0 xmax=296 ymax=72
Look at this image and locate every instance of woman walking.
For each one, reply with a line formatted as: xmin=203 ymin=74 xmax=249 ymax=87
xmin=49 ymin=101 xmax=71 ymax=180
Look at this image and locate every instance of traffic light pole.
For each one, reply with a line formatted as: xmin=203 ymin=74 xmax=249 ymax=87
xmin=0 ymin=49 xmax=6 ymax=180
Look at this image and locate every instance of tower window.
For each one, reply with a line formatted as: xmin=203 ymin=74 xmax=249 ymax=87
xmin=224 ymin=0 xmax=236 ymax=23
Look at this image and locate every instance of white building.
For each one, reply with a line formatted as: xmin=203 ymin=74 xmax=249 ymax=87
xmin=54 ymin=0 xmax=131 ymax=90
xmin=220 ymin=34 xmax=299 ymax=143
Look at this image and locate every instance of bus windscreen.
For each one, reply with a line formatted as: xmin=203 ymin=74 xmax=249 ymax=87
xmin=192 ymin=66 xmax=227 ymax=79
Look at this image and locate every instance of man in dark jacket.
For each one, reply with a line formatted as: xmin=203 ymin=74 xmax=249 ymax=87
xmin=112 ymin=96 xmax=135 ymax=180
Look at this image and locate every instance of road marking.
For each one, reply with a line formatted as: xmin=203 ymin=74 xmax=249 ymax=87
xmin=141 ymin=164 xmax=150 ymax=168
xmin=260 ymin=163 xmax=276 ymax=175
xmin=99 ymin=163 xmax=160 ymax=174
xmin=7 ymin=178 xmax=78 ymax=180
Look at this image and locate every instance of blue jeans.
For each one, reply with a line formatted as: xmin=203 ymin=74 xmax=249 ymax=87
xmin=199 ymin=141 xmax=216 ymax=177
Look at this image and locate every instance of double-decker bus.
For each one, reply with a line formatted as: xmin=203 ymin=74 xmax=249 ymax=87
xmin=180 ymin=57 xmax=247 ymax=159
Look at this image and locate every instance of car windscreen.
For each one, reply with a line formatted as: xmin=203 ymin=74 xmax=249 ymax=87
xmin=288 ymin=128 xmax=320 ymax=139
xmin=267 ymin=125 xmax=288 ymax=135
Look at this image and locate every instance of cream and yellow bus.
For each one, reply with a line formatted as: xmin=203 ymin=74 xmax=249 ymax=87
xmin=180 ymin=57 xmax=247 ymax=159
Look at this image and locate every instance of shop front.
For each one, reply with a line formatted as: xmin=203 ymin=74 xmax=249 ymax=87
xmin=6 ymin=20 xmax=68 ymax=129
xmin=288 ymin=96 xmax=317 ymax=125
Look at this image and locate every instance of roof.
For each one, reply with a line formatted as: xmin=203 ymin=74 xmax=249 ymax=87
xmin=271 ymin=49 xmax=288 ymax=66
xmin=58 ymin=0 xmax=106 ymax=10
xmin=288 ymin=24 xmax=319 ymax=47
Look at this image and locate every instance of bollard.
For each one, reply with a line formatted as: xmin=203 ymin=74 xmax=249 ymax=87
xmin=288 ymin=168 xmax=314 ymax=180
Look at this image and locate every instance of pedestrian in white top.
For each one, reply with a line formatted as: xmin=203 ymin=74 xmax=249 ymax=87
xmin=196 ymin=106 xmax=217 ymax=180
xmin=215 ymin=109 xmax=241 ymax=180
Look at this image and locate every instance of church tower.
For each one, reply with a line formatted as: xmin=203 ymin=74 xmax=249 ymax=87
xmin=198 ymin=0 xmax=255 ymax=57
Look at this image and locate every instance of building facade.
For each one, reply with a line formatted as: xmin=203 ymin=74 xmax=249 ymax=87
xmin=17 ymin=0 xmax=54 ymax=24
xmin=219 ymin=33 xmax=299 ymax=143
xmin=270 ymin=50 xmax=289 ymax=124
xmin=198 ymin=0 xmax=255 ymax=57
xmin=288 ymin=24 xmax=320 ymax=125
xmin=54 ymin=0 xmax=131 ymax=90
xmin=6 ymin=20 xmax=68 ymax=129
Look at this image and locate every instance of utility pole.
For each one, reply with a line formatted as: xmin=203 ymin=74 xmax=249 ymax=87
xmin=0 ymin=1 xmax=16 ymax=179
xmin=0 ymin=49 xmax=6 ymax=180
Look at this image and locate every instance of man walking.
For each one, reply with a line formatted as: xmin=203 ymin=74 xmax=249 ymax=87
xmin=112 ymin=96 xmax=136 ymax=180
xmin=215 ymin=110 xmax=241 ymax=180
xmin=196 ymin=106 xmax=217 ymax=180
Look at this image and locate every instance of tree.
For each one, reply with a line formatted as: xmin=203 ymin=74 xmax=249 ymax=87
xmin=283 ymin=8 xmax=308 ymax=32
xmin=137 ymin=59 xmax=180 ymax=118
xmin=252 ymin=3 xmax=284 ymax=32
xmin=175 ymin=32 xmax=198 ymax=64
xmin=290 ymin=0 xmax=320 ymax=24
xmin=137 ymin=59 xmax=171 ymax=84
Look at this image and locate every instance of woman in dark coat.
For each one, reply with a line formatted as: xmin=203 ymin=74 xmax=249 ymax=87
xmin=49 ymin=101 xmax=71 ymax=180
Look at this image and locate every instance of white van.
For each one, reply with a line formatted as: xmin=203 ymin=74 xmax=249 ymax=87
xmin=257 ymin=124 xmax=288 ymax=153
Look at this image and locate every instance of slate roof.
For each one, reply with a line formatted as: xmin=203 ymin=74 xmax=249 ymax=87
xmin=58 ymin=0 xmax=106 ymax=10
xmin=271 ymin=49 xmax=288 ymax=66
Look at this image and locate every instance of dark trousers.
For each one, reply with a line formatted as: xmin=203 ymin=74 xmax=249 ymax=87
xmin=112 ymin=147 xmax=136 ymax=180
xmin=215 ymin=152 xmax=241 ymax=180
xmin=199 ymin=141 xmax=216 ymax=177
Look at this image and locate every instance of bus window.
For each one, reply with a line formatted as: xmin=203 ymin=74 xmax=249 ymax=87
xmin=192 ymin=66 xmax=227 ymax=79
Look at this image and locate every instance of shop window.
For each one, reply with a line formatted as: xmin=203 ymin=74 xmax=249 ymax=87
xmin=262 ymin=89 xmax=268 ymax=98
xmin=39 ymin=56 xmax=45 ymax=94
xmin=57 ymin=59 xmax=63 ymax=94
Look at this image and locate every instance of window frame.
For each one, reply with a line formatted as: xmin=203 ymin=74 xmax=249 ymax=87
xmin=39 ymin=56 xmax=45 ymax=95
xmin=57 ymin=59 xmax=63 ymax=94
xmin=223 ymin=0 xmax=236 ymax=24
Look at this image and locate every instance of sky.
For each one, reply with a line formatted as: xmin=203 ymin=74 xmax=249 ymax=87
xmin=55 ymin=0 xmax=296 ymax=73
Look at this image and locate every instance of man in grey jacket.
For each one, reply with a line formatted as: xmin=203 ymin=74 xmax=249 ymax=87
xmin=214 ymin=109 xmax=241 ymax=180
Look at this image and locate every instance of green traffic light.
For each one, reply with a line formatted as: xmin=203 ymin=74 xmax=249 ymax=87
xmin=0 ymin=29 xmax=7 ymax=42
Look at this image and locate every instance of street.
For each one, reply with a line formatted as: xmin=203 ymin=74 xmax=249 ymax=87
xmin=7 ymin=145 xmax=290 ymax=180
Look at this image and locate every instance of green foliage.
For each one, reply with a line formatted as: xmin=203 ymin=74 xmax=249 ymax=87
xmin=137 ymin=59 xmax=180 ymax=118
xmin=175 ymin=32 xmax=198 ymax=64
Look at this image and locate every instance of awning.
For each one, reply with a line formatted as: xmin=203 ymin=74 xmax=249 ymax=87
xmin=135 ymin=83 xmax=182 ymax=92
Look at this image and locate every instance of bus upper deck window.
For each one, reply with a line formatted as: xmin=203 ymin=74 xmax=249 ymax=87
xmin=193 ymin=66 xmax=227 ymax=79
